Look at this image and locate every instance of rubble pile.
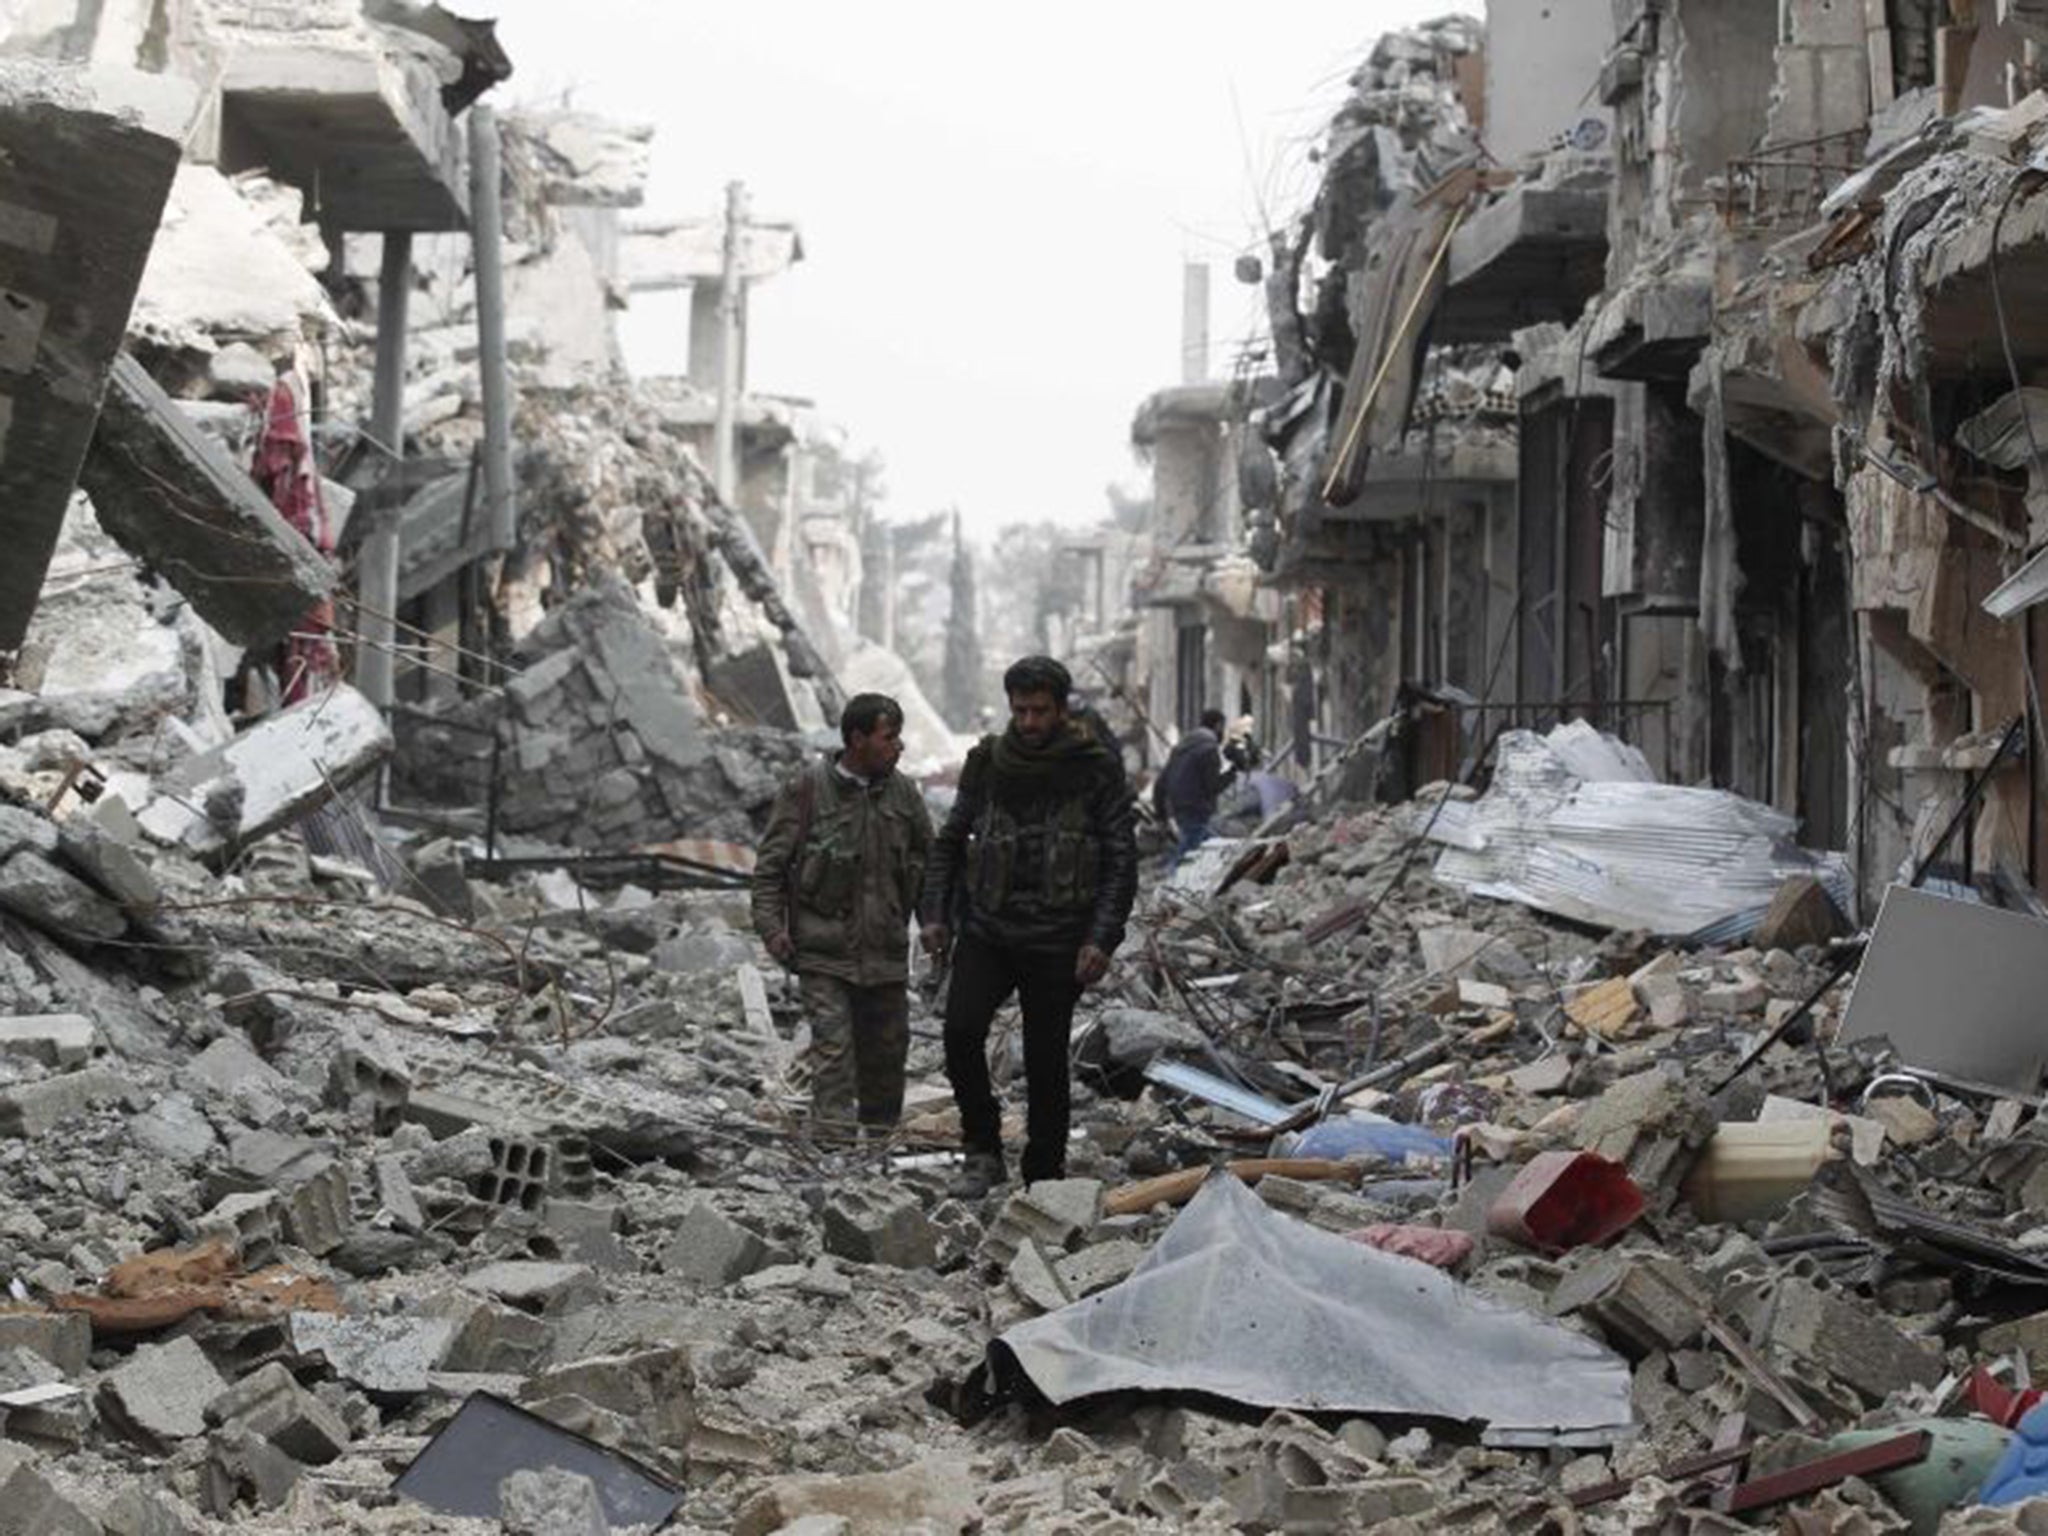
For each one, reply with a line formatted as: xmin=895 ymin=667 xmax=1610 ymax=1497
xmin=0 ymin=708 xmax=2041 ymax=1530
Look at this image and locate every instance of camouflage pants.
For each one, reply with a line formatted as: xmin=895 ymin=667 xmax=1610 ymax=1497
xmin=798 ymin=974 xmax=910 ymax=1141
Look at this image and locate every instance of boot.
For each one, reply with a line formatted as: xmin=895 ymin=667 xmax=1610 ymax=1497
xmin=949 ymin=1151 xmax=1008 ymax=1200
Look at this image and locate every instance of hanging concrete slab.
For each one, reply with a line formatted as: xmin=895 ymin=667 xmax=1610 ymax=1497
xmin=1840 ymin=886 xmax=2048 ymax=1093
xmin=79 ymin=355 xmax=334 ymax=648
xmin=0 ymin=63 xmax=193 ymax=652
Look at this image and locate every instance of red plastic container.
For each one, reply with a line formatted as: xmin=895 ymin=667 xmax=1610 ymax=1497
xmin=1486 ymin=1149 xmax=1645 ymax=1253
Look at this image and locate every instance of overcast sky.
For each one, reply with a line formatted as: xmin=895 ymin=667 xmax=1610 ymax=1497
xmin=483 ymin=1 xmax=1478 ymax=532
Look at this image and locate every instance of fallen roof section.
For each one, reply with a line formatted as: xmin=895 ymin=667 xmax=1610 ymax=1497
xmin=79 ymin=354 xmax=335 ymax=649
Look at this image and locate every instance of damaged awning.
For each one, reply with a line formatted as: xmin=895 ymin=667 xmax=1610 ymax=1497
xmin=989 ymin=1173 xmax=1634 ymax=1443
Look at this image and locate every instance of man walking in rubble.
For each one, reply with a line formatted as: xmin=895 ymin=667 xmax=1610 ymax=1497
xmin=1153 ymin=708 xmax=1232 ymax=870
xmin=922 ymin=656 xmax=1139 ymax=1197
xmin=751 ymin=694 xmax=933 ymax=1147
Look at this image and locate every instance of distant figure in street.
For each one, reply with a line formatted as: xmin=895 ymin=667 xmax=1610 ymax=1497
xmin=922 ymin=656 xmax=1139 ymax=1197
xmin=1152 ymin=708 xmax=1232 ymax=869
xmin=751 ymin=693 xmax=932 ymax=1147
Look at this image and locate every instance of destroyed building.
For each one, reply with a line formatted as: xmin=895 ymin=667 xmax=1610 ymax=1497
xmin=13 ymin=0 xmax=2048 ymax=1532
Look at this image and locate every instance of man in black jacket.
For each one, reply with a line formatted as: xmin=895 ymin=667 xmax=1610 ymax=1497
xmin=1153 ymin=708 xmax=1229 ymax=869
xmin=922 ymin=656 xmax=1138 ymax=1196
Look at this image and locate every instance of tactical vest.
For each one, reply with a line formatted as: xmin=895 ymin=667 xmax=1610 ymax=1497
xmin=964 ymin=789 xmax=1099 ymax=913
xmin=794 ymin=767 xmax=862 ymax=918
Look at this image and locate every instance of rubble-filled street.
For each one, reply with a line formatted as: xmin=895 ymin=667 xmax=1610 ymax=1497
xmin=15 ymin=1 xmax=2048 ymax=1532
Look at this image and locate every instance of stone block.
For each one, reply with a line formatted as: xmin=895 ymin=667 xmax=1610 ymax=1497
xmin=0 ymin=807 xmax=57 ymax=862
xmin=0 ymin=1442 xmax=98 ymax=1536
xmin=99 ymin=1485 xmax=198 ymax=1536
xmin=979 ymin=1178 xmax=1104 ymax=1268
xmin=1549 ymin=1250 xmax=1709 ymax=1356
xmin=197 ymin=1191 xmax=284 ymax=1269
xmin=460 ymin=1260 xmax=601 ymax=1316
xmin=198 ymin=1424 xmax=300 ymax=1514
xmin=279 ymin=1163 xmax=351 ymax=1257
xmin=0 ymin=851 xmax=124 ymax=941
xmin=499 ymin=1467 xmax=607 ymax=1536
xmin=374 ymin=1155 xmax=424 ymax=1232
xmin=179 ymin=1036 xmax=289 ymax=1123
xmin=0 ymin=1068 xmax=133 ymax=1138
xmin=204 ymin=1361 xmax=348 ymax=1464
xmin=98 ymin=1337 xmax=228 ymax=1447
xmin=325 ymin=1043 xmax=409 ymax=1132
xmin=1763 ymin=1276 xmax=1943 ymax=1401
xmin=820 ymin=1186 xmax=938 ymax=1270
xmin=0 ymin=1014 xmax=97 ymax=1068
xmin=1755 ymin=875 xmax=1846 ymax=951
xmin=660 ymin=1198 xmax=779 ymax=1287
xmin=288 ymin=1312 xmax=457 ymax=1397
xmin=0 ymin=1312 xmax=89 ymax=1376
xmin=1053 ymin=1238 xmax=1145 ymax=1299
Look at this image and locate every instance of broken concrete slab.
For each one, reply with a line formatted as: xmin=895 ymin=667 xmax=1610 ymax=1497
xmin=734 ymin=1456 xmax=980 ymax=1536
xmin=460 ymin=1261 xmax=602 ymax=1316
xmin=0 ymin=1441 xmax=99 ymax=1536
xmin=499 ymin=1466 xmax=607 ymax=1536
xmin=134 ymin=686 xmax=392 ymax=866
xmin=659 ymin=1198 xmax=780 ymax=1287
xmin=288 ymin=1311 xmax=457 ymax=1397
xmin=0 ymin=851 xmax=125 ymax=943
xmin=0 ymin=1312 xmax=89 ymax=1377
xmin=820 ymin=1186 xmax=938 ymax=1270
xmin=0 ymin=1067 xmax=133 ymax=1137
xmin=79 ymin=353 xmax=334 ymax=648
xmin=0 ymin=1014 xmax=97 ymax=1068
xmin=0 ymin=62 xmax=195 ymax=653
xmin=98 ymin=1336 xmax=228 ymax=1447
xmin=203 ymin=1362 xmax=348 ymax=1465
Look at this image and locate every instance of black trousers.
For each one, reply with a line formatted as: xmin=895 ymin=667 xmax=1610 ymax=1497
xmin=943 ymin=933 xmax=1082 ymax=1183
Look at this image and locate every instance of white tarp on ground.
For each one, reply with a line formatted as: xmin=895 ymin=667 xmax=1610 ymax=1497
xmin=991 ymin=1172 xmax=1633 ymax=1441
xmin=1426 ymin=721 xmax=1850 ymax=941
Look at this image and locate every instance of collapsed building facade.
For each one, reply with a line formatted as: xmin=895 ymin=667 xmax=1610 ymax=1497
xmin=1110 ymin=0 xmax=2048 ymax=912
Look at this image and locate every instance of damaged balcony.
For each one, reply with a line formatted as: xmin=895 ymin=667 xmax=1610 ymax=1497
xmin=215 ymin=19 xmax=508 ymax=233
xmin=1437 ymin=172 xmax=1610 ymax=344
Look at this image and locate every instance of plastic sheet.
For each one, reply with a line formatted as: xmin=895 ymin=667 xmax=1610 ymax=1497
xmin=990 ymin=1172 xmax=1634 ymax=1441
xmin=1427 ymin=722 xmax=1850 ymax=940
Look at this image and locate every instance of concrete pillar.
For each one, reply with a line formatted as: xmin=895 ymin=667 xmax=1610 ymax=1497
xmin=358 ymin=231 xmax=412 ymax=712
xmin=468 ymin=105 xmax=515 ymax=554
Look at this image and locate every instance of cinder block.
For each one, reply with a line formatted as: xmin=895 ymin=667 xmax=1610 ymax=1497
xmin=279 ymin=1163 xmax=351 ymax=1257
xmin=198 ymin=1191 xmax=283 ymax=1269
xmin=0 ymin=1069 xmax=132 ymax=1138
xmin=203 ymin=1362 xmax=348 ymax=1465
xmin=820 ymin=1186 xmax=937 ymax=1270
xmin=471 ymin=1133 xmax=551 ymax=1211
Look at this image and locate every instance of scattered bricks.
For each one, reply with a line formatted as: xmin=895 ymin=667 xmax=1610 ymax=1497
xmin=0 ymin=1442 xmax=99 ymax=1536
xmin=821 ymin=1185 xmax=939 ymax=1270
xmin=288 ymin=1312 xmax=458 ymax=1397
xmin=1632 ymin=971 xmax=1694 ymax=1031
xmin=198 ymin=1191 xmax=284 ymax=1269
xmin=1762 ymin=1276 xmax=1944 ymax=1401
xmin=1054 ymin=1239 xmax=1146 ymax=1299
xmin=1867 ymin=1094 xmax=1940 ymax=1147
xmin=325 ymin=1044 xmax=409 ymax=1132
xmin=1754 ymin=874 xmax=1847 ymax=951
xmin=374 ymin=1155 xmax=424 ymax=1232
xmin=0 ymin=851 xmax=125 ymax=942
xmin=203 ymin=1362 xmax=348 ymax=1465
xmin=0 ymin=1312 xmax=90 ymax=1376
xmin=1548 ymin=1251 xmax=1710 ymax=1357
xmin=98 ymin=1337 xmax=229 ymax=1447
xmin=199 ymin=1425 xmax=301 ymax=1514
xmin=499 ymin=1467 xmax=607 ymax=1536
xmin=460 ymin=1260 xmax=602 ymax=1317
xmin=471 ymin=1133 xmax=552 ymax=1211
xmin=551 ymin=1134 xmax=597 ymax=1197
xmin=980 ymin=1178 xmax=1105 ymax=1268
xmin=278 ymin=1163 xmax=351 ymax=1257
xmin=0 ymin=1068 xmax=133 ymax=1138
xmin=1564 ymin=976 xmax=1641 ymax=1041
xmin=660 ymin=1199 xmax=781 ymax=1287
xmin=0 ymin=1014 xmax=97 ymax=1068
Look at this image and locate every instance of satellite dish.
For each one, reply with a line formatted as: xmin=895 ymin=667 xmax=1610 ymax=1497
xmin=1569 ymin=117 xmax=1610 ymax=152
